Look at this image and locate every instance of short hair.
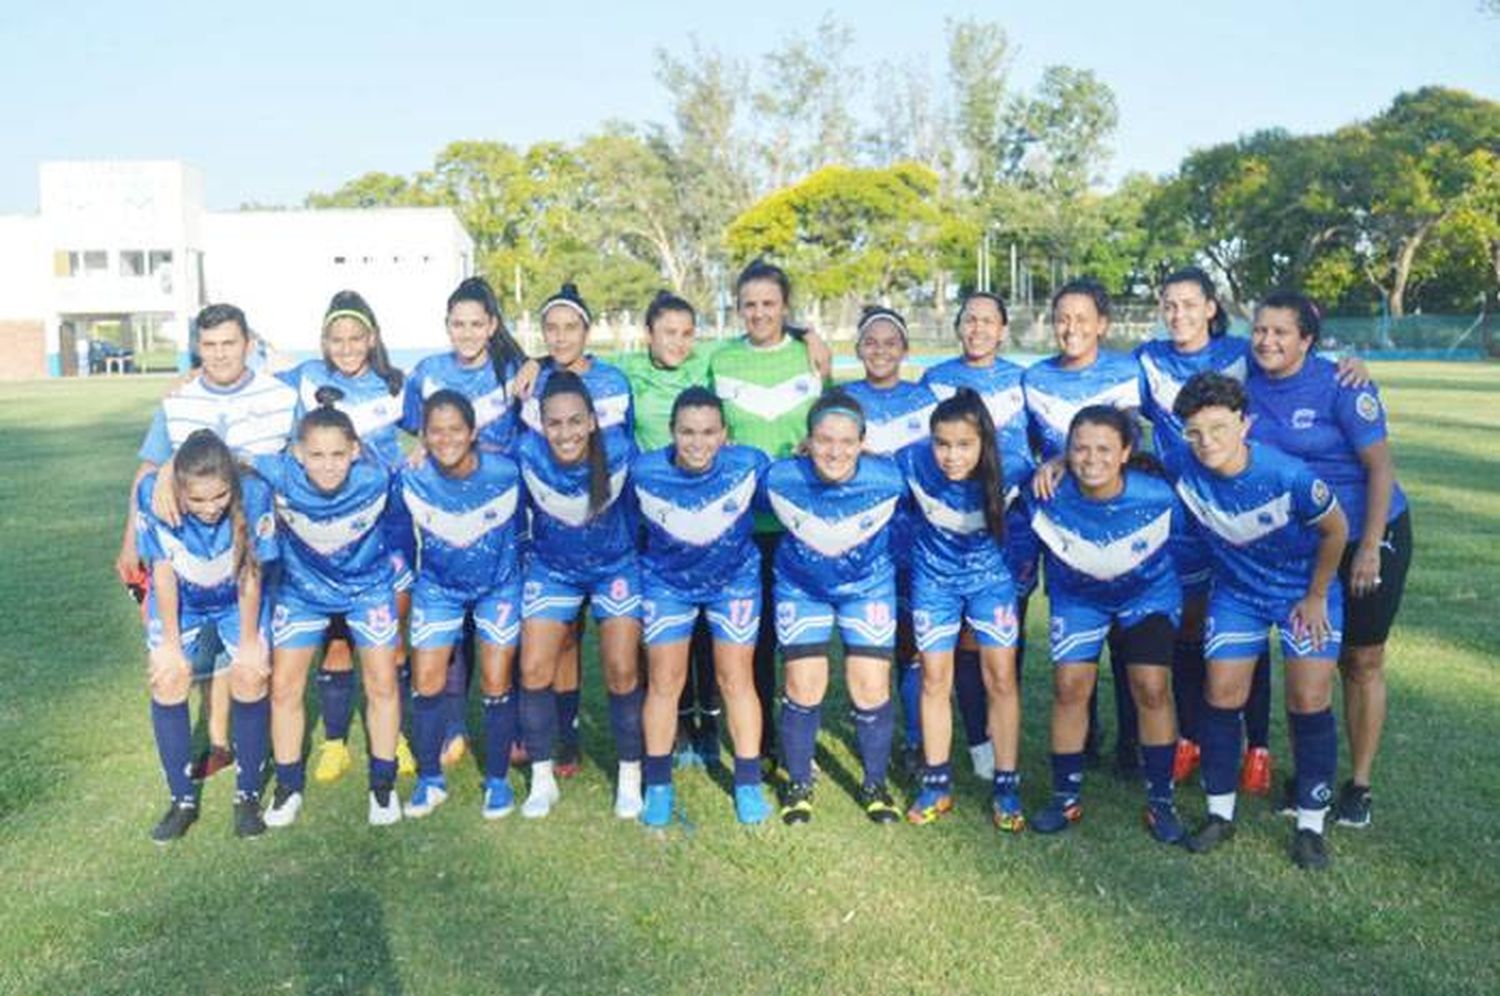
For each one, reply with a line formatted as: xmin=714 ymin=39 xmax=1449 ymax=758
xmin=1161 ymin=266 xmax=1229 ymax=338
xmin=1051 ymin=278 xmax=1112 ymax=320
xmin=954 ymin=292 xmax=1009 ymax=330
xmin=1257 ymin=289 xmax=1322 ymax=346
xmin=735 ymin=259 xmax=792 ymax=306
xmin=669 ymin=385 xmax=723 ymax=431
xmin=1172 ymin=372 xmax=1248 ymax=421
xmin=422 ymin=388 xmax=477 ymax=433
xmin=196 ymin=303 xmax=248 ymax=338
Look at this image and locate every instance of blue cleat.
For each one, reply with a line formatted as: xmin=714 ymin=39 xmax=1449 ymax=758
xmin=1144 ymin=799 xmax=1186 ymax=844
xmin=906 ymin=787 xmax=955 ymax=825
xmin=404 ymin=775 xmax=449 ymax=818
xmin=674 ymin=741 xmax=703 ymax=770
xmin=734 ymin=783 xmax=772 ymax=825
xmin=482 ymin=778 xmax=515 ymax=820
xmin=641 ymin=783 xmax=675 ymax=828
xmin=1031 ymin=796 xmax=1082 ymax=834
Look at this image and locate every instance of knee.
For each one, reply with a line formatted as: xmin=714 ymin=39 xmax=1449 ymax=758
xmin=1286 ymin=687 xmax=1331 ymax=714
xmin=149 ymin=669 xmax=191 ymax=705
xmin=784 ymin=670 xmax=823 ymax=706
xmin=1130 ymin=673 xmax=1172 ymax=712
xmin=714 ymin=662 xmax=750 ymax=699
xmin=1053 ymin=673 xmax=1092 ymax=708
xmin=1340 ymin=648 xmax=1385 ymax=686
xmin=920 ymin=662 xmax=953 ymax=696
xmin=1203 ymin=681 xmax=1247 ymax=711
xmin=228 ymin=666 xmax=267 ymax=703
xmin=412 ymin=665 xmax=446 ymax=698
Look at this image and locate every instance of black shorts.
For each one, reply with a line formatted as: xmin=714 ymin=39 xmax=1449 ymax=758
xmin=1108 ymin=613 xmax=1176 ymax=668
xmin=1339 ymin=509 xmax=1412 ymax=648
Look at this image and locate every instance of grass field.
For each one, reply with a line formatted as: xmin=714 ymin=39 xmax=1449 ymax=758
xmin=1 ymin=363 xmax=1497 ymax=996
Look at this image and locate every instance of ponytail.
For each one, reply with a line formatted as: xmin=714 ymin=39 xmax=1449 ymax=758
xmin=448 ymin=275 xmax=527 ymax=380
xmin=930 ymin=388 xmax=1007 ymax=547
xmin=323 ymin=290 xmax=404 ymax=396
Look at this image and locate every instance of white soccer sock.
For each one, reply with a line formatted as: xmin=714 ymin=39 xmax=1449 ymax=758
xmin=1207 ymin=792 xmax=1237 ymax=821
xmin=1296 ymin=807 xmax=1327 ymax=834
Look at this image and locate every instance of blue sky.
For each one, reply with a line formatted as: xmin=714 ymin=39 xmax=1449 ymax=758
xmin=1 ymin=0 xmax=1495 ymax=213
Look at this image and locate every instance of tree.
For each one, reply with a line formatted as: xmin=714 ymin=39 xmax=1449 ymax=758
xmin=1004 ymin=65 xmax=1119 ymax=200
xmin=304 ymin=171 xmax=433 ymax=209
xmin=752 ymin=14 xmax=861 ymax=188
xmin=946 ymin=18 xmax=1012 ymax=198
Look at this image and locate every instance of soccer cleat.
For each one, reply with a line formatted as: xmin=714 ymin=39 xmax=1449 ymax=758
xmin=556 ymin=741 xmax=582 ymax=778
xmin=440 ymin=734 xmax=469 ymax=770
xmin=369 ymin=785 xmax=402 ymax=826
xmin=263 ymin=786 xmax=303 ymax=829
xmin=858 ymin=784 xmax=901 ymax=825
xmin=906 ymin=787 xmax=955 ymax=825
xmin=150 ymin=800 xmax=198 ymax=843
xmin=193 ymin=745 xmax=235 ymax=781
xmin=396 ymin=736 xmax=417 ymax=778
xmin=734 ymin=784 xmax=772 ymax=825
xmin=780 ymin=781 xmax=814 ymax=825
xmin=234 ymin=796 xmax=267 ymax=839
xmin=640 ymin=784 xmax=675 ymax=828
xmin=1143 ymin=800 xmax=1187 ymax=845
xmin=312 ymin=740 xmax=352 ymax=785
xmin=969 ymin=741 xmax=996 ymax=782
xmin=481 ymin=778 xmax=516 ymax=820
xmin=991 ymin=794 xmax=1026 ymax=834
xmin=1239 ymin=747 xmax=1273 ymax=796
xmin=1275 ymin=777 xmax=1298 ymax=818
xmin=614 ymin=762 xmax=644 ymax=820
xmin=521 ymin=777 xmax=560 ymax=819
xmin=1334 ymin=780 xmax=1372 ymax=829
xmin=1031 ymin=797 xmax=1083 ymax=834
xmin=1186 ymin=814 xmax=1237 ymax=854
xmin=1290 ymin=828 xmax=1331 ymax=870
xmin=673 ymin=739 xmax=703 ymax=770
xmin=1171 ymin=739 xmax=1200 ymax=784
xmin=404 ymin=775 xmax=449 ymax=818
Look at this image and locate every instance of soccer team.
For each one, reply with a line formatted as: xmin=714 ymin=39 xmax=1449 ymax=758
xmin=116 ymin=259 xmax=1411 ymax=870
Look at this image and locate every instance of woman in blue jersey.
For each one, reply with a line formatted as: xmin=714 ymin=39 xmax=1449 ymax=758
xmin=257 ymin=401 xmax=406 ymax=828
xmin=1027 ymin=406 xmax=1186 ymax=842
xmin=919 ymin=293 xmax=1035 ymax=781
xmin=842 ymin=307 xmax=938 ymax=773
xmin=1246 ymin=292 xmax=1410 ymax=829
xmin=401 ymin=277 xmax=530 ymax=772
xmin=765 ymin=391 xmax=906 ymax=825
xmin=279 ymin=292 xmax=416 ymax=786
xmin=514 ymin=371 xmax=644 ymax=820
xmin=400 ymin=390 xmax=526 ymax=821
xmin=1024 ymin=278 xmax=1144 ymax=775
xmin=901 ymin=390 xmax=1026 ymax=831
xmin=135 ymin=430 xmax=278 ymax=841
xmin=635 ymin=387 xmax=773 ymax=827
xmin=1173 ymin=372 xmax=1349 ymax=869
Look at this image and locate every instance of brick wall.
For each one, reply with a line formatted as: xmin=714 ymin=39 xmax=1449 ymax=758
xmin=0 ymin=321 xmax=47 ymax=380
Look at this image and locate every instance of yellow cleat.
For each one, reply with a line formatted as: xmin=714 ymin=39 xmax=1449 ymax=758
xmin=396 ymin=735 xmax=418 ymax=778
xmin=312 ymin=739 xmax=353 ymax=785
xmin=441 ymin=734 xmax=469 ymax=770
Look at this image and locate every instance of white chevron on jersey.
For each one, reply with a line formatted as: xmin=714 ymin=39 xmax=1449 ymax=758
xmin=927 ymin=382 xmax=1025 ymax=429
xmin=908 ymin=478 xmax=986 ymax=535
xmin=1140 ymin=353 xmax=1248 ymax=414
xmin=403 ymin=485 xmax=519 ymax=549
xmin=864 ymin=405 xmax=934 ymax=455
xmin=714 ymin=373 xmax=820 ymax=420
xmin=522 ymin=465 xmax=627 ymax=528
xmin=1028 ymin=379 xmax=1141 ymax=440
xmin=593 ymin=392 xmax=631 ymax=430
xmin=277 ymin=492 xmax=387 ymax=556
xmin=155 ymin=530 xmax=235 ymax=589
xmin=1175 ymin=482 xmax=1292 ymax=547
xmin=424 ymin=375 xmax=509 ymax=429
xmin=300 ymin=379 xmax=400 ymax=441
xmin=768 ymin=492 xmax=899 ymax=558
xmin=634 ymin=471 xmax=756 ymax=547
xmin=1031 ymin=507 xmax=1172 ymax=581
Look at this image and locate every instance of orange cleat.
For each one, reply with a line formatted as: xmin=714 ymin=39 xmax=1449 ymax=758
xmin=1239 ymin=747 xmax=1273 ymax=796
xmin=1172 ymin=739 xmax=1200 ymax=784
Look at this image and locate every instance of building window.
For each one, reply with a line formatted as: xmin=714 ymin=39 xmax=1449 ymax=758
xmin=148 ymin=250 xmax=173 ymax=275
xmin=82 ymin=250 xmax=108 ymax=277
xmin=120 ymin=250 xmax=146 ymax=277
xmin=333 ymin=255 xmax=347 ymax=265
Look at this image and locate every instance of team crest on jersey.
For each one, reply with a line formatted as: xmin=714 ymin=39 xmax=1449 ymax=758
xmin=523 ymin=581 xmax=542 ymax=603
xmin=1131 ymin=537 xmax=1149 ymax=554
xmin=912 ymin=610 xmax=931 ymax=634
xmin=1292 ymin=408 xmax=1317 ymax=429
xmin=722 ymin=498 xmax=740 ymax=514
xmin=1355 ymin=393 xmax=1380 ymax=422
xmin=273 ymin=604 xmax=290 ymax=628
xmin=1051 ymin=617 xmax=1066 ymax=642
xmin=777 ymin=602 xmax=797 ymax=627
xmin=255 ymin=512 xmax=276 ymax=540
xmin=1258 ymin=511 xmax=1275 ymax=526
xmin=1311 ymin=479 xmax=1331 ymax=507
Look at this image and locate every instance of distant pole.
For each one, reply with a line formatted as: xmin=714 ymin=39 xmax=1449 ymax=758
xmin=1009 ymin=242 xmax=1018 ymax=301
xmin=514 ymin=264 xmax=522 ymax=311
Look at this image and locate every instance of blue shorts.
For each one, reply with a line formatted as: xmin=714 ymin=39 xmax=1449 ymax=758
xmin=774 ymin=577 xmax=897 ymax=660
xmin=272 ymin=591 xmax=401 ymax=650
xmin=1049 ymin=597 xmax=1182 ymax=664
xmin=1170 ymin=530 xmax=1212 ymax=597
xmin=384 ymin=506 xmax=416 ymax=593
xmin=389 ymin=549 xmax=414 ymax=595
xmin=145 ymin=596 xmax=265 ymax=679
xmin=410 ymin=578 xmax=521 ymax=650
xmin=1204 ymin=587 xmax=1345 ymax=663
xmin=1004 ymin=507 xmax=1041 ymax=597
xmin=642 ymin=589 xmax=761 ymax=647
xmin=521 ymin=558 xmax=642 ymax=623
xmin=910 ymin=575 xmax=1019 ymax=653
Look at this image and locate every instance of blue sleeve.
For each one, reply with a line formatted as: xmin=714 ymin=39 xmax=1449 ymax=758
xmin=1289 ymin=461 xmax=1336 ymax=524
xmin=1333 ymin=384 xmax=1389 ymax=452
xmin=134 ymin=476 xmax=165 ymax=563
xmin=400 ymin=364 xmax=425 ymax=436
xmin=244 ymin=479 xmax=280 ymax=565
xmin=250 ymin=454 xmax=284 ymax=493
xmin=138 ymin=409 xmax=171 ymax=465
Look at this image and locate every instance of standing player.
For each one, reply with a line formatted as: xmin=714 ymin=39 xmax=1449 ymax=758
xmin=920 ymin=292 xmax=1036 ymax=781
xmin=900 ymin=390 xmax=1025 ymax=831
xmin=514 ymin=372 xmax=644 ymax=820
xmin=257 ymin=402 xmax=405 ymax=828
xmin=634 ymin=388 xmax=773 ymax=826
xmin=1027 ymin=407 xmax=1186 ymax=843
xmin=400 ymin=390 xmax=525 ymax=820
xmin=1245 ymin=291 xmax=1411 ymax=828
xmin=765 ymin=391 xmax=906 ymax=825
xmin=134 ymin=430 xmax=278 ymax=841
xmin=1172 ymin=373 xmax=1349 ymax=869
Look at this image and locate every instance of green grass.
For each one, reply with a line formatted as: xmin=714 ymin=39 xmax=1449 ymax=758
xmin=1 ymin=363 xmax=1497 ymax=995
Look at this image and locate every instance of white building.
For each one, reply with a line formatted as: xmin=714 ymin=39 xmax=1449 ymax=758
xmin=0 ymin=161 xmax=473 ymax=379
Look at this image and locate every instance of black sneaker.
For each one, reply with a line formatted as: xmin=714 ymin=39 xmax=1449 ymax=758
xmin=1275 ymin=777 xmax=1298 ymax=818
xmin=1185 ymin=814 xmax=1236 ymax=854
xmin=780 ymin=781 xmax=814 ymax=825
xmin=1333 ymin=780 xmax=1372 ymax=829
xmin=234 ymin=796 xmax=267 ymax=839
xmin=150 ymin=800 xmax=198 ymax=843
xmin=857 ymin=784 xmax=901 ymax=824
xmin=1291 ymin=828 xmax=1331 ymax=870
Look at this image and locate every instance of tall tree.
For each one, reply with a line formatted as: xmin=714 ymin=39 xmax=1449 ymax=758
xmin=752 ymin=14 xmax=861 ymax=188
xmin=945 ymin=18 xmax=1012 ymax=198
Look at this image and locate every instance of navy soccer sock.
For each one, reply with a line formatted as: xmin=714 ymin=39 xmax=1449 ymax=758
xmin=851 ymin=699 xmax=895 ymax=789
xmin=412 ymin=692 xmax=444 ymax=779
xmin=1171 ymin=639 xmax=1205 ymax=741
xmin=732 ymin=755 xmax=762 ymax=788
xmin=1142 ymin=742 xmax=1175 ymax=804
xmin=992 ymin=768 xmax=1021 ymax=802
xmin=444 ymin=643 xmax=472 ymax=741
xmin=230 ymin=697 xmax=269 ymax=799
xmin=643 ymin=753 xmax=674 ymax=788
xmin=276 ymin=760 xmax=306 ymax=794
xmin=778 ymin=700 xmax=822 ymax=786
xmin=369 ymin=756 xmax=397 ymax=792
xmin=1245 ymin=651 xmax=1272 ymax=750
xmin=1200 ymin=703 xmax=1243 ymax=799
xmin=608 ymin=687 xmax=645 ymax=763
xmin=482 ymin=692 xmax=517 ymax=781
xmin=1290 ymin=708 xmax=1337 ymax=818
xmin=953 ymin=649 xmax=988 ymax=747
xmin=898 ymin=658 xmax=923 ymax=747
xmin=1051 ymin=751 xmax=1085 ymax=803
xmin=556 ymin=688 xmax=582 ymax=748
xmin=316 ymin=668 xmax=356 ymax=742
xmin=396 ymin=658 xmax=413 ymax=734
xmin=922 ymin=761 xmax=954 ymax=794
xmin=151 ymin=700 xmax=195 ymax=801
xmin=519 ymin=687 xmax=557 ymax=763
